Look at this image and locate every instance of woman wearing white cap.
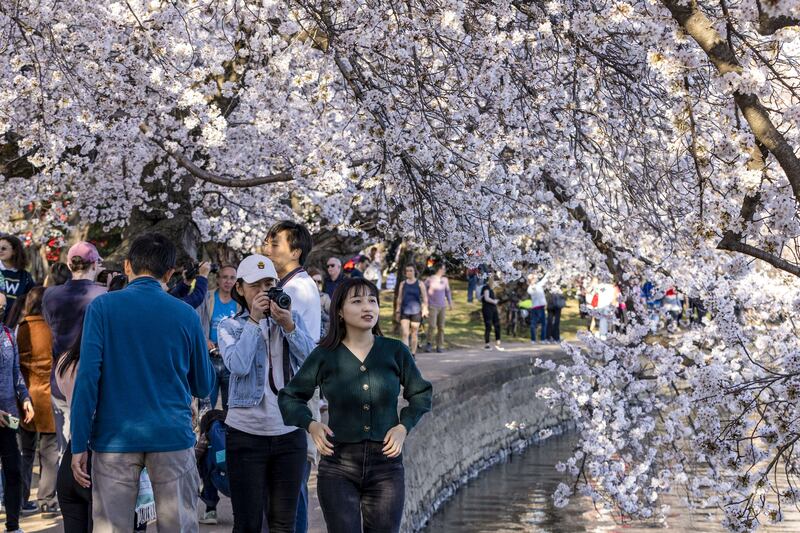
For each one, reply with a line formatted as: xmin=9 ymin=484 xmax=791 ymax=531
xmin=217 ymin=254 xmax=316 ymax=533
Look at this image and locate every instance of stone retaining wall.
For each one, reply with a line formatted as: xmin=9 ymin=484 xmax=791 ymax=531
xmin=401 ymin=353 xmax=569 ymax=532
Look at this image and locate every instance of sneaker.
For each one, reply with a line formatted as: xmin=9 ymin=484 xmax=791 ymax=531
xmin=495 ymin=340 xmax=505 ymax=351
xmin=423 ymin=343 xmax=432 ymax=353
xmin=484 ymin=343 xmax=492 ymax=350
xmin=20 ymin=502 xmax=37 ymax=516
xmin=199 ymin=510 xmax=218 ymax=525
xmin=40 ymin=503 xmax=60 ymax=518
xmin=435 ymin=347 xmax=444 ymax=353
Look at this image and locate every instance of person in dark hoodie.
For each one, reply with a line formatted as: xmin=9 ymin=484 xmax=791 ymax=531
xmin=42 ymin=241 xmax=106 ymax=455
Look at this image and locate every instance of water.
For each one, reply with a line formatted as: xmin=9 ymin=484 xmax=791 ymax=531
xmin=423 ymin=433 xmax=800 ymax=532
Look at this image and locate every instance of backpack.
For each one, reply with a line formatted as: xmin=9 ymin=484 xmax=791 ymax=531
xmin=202 ymin=416 xmax=231 ymax=497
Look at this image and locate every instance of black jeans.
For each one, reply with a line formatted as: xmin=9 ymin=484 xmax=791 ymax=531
xmin=546 ymin=308 xmax=562 ymax=341
xmin=56 ymin=443 xmax=92 ymax=533
xmin=482 ymin=307 xmax=501 ymax=343
xmin=0 ymin=427 xmax=22 ymax=531
xmin=211 ymin=356 xmax=230 ymax=410
xmin=226 ymin=427 xmax=306 ymax=533
xmin=317 ymin=440 xmax=405 ymax=533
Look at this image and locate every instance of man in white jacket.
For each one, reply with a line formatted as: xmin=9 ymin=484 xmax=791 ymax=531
xmin=263 ymin=221 xmax=321 ymax=533
xmin=527 ymin=272 xmax=549 ymax=343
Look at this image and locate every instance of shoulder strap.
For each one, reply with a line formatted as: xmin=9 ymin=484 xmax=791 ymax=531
xmin=2 ymin=326 xmax=12 ymax=346
xmin=278 ymin=267 xmax=306 ymax=289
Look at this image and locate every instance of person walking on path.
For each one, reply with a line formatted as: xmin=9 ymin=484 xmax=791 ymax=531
xmin=545 ymin=285 xmax=567 ymax=342
xmin=323 ymin=258 xmax=344 ymax=299
xmin=363 ymin=247 xmax=383 ymax=290
xmin=218 ymin=254 xmax=315 ymax=533
xmin=279 ymin=277 xmax=433 ymax=533
xmin=527 ymin=272 xmax=549 ymax=343
xmin=14 ymin=286 xmax=59 ymax=517
xmin=263 ymin=220 xmax=322 ymax=533
xmin=0 ymin=292 xmax=35 ymax=533
xmin=42 ymin=241 xmax=106 ymax=456
xmin=395 ymin=265 xmax=428 ymax=356
xmin=423 ymin=264 xmax=452 ymax=353
xmin=198 ymin=265 xmax=240 ymax=411
xmin=69 ymin=232 xmax=216 ymax=532
xmin=481 ymin=277 xmax=503 ymax=350
xmin=0 ymin=235 xmax=35 ymax=324
xmin=466 ymin=267 xmax=479 ymax=303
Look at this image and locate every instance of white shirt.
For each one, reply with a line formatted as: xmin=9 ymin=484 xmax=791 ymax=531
xmin=282 ymin=270 xmax=321 ymax=342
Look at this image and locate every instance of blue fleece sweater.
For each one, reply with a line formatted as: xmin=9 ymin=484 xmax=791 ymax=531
xmin=71 ymin=277 xmax=215 ymax=454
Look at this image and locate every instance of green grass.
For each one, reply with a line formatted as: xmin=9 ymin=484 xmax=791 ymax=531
xmin=376 ymin=279 xmax=584 ymax=348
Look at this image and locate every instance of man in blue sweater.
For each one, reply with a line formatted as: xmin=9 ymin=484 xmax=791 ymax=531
xmin=70 ymin=233 xmax=215 ymax=532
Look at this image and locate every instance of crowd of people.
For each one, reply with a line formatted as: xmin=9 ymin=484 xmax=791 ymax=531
xmin=0 ymin=228 xmax=432 ymax=533
xmin=0 ymin=225 xmax=704 ymax=533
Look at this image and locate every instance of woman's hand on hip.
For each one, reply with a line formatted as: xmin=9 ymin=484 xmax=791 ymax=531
xmin=309 ymin=421 xmax=335 ymax=456
xmin=382 ymin=424 xmax=407 ymax=458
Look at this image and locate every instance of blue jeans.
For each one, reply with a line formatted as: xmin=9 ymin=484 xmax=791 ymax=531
xmin=530 ymin=307 xmax=547 ymax=341
xmin=294 ymin=460 xmax=312 ymax=533
xmin=467 ymin=275 xmax=478 ymax=302
xmin=317 ymin=441 xmax=404 ymax=533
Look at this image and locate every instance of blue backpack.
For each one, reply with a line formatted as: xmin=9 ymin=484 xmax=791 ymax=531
xmin=204 ymin=419 xmax=231 ymax=498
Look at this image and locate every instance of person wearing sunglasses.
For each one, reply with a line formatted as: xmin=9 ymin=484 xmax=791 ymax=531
xmin=322 ymin=258 xmax=344 ymax=300
xmin=0 ymin=235 xmax=35 ymax=324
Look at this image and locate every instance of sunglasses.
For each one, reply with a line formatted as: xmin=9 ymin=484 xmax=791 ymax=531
xmin=313 ymin=278 xmax=323 ymax=284
xmin=326 ymin=264 xmax=337 ymax=268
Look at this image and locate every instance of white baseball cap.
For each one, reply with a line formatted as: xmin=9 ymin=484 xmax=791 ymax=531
xmin=236 ymin=254 xmax=278 ymax=283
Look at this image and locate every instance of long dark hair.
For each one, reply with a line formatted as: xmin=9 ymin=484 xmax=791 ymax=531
xmin=0 ymin=235 xmax=27 ymax=270
xmin=47 ymin=262 xmax=72 ymax=286
xmin=319 ymin=278 xmax=382 ymax=350
xmin=58 ymin=322 xmax=83 ymax=378
xmin=232 ymin=278 xmax=248 ymax=316
xmin=22 ymin=286 xmax=45 ymax=317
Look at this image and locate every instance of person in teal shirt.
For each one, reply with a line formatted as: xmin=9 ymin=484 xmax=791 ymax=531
xmin=198 ymin=266 xmax=239 ymax=412
xmin=280 ymin=277 xmax=432 ymax=533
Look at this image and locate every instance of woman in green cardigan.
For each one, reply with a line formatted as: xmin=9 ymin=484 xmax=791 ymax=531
xmin=279 ymin=277 xmax=432 ymax=533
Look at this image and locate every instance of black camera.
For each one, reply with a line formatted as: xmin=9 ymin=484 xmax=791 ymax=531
xmin=184 ymin=262 xmax=220 ymax=280
xmin=265 ymin=287 xmax=292 ymax=310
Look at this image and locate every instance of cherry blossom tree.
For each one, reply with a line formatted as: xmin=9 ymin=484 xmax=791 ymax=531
xmin=3 ymin=0 xmax=800 ymax=530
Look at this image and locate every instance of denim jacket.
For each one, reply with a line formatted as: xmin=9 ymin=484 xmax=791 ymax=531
xmin=0 ymin=326 xmax=30 ymax=417
xmin=218 ymin=311 xmax=315 ymax=408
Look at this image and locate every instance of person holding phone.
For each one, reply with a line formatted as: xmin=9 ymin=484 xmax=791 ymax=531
xmin=0 ymin=291 xmax=35 ymax=533
xmin=218 ymin=254 xmax=316 ymax=532
xmin=279 ymin=277 xmax=433 ymax=533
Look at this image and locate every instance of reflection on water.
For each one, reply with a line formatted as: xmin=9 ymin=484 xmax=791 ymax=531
xmin=423 ymin=433 xmax=800 ymax=532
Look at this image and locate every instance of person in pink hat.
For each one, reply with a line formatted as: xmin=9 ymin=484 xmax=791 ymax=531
xmin=42 ymin=241 xmax=106 ymax=481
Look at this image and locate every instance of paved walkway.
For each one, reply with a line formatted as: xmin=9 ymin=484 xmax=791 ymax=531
xmin=21 ymin=341 xmax=566 ymax=532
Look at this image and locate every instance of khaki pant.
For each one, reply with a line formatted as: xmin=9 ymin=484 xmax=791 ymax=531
xmin=428 ymin=306 xmax=447 ymax=349
xmin=91 ymin=448 xmax=199 ymax=532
